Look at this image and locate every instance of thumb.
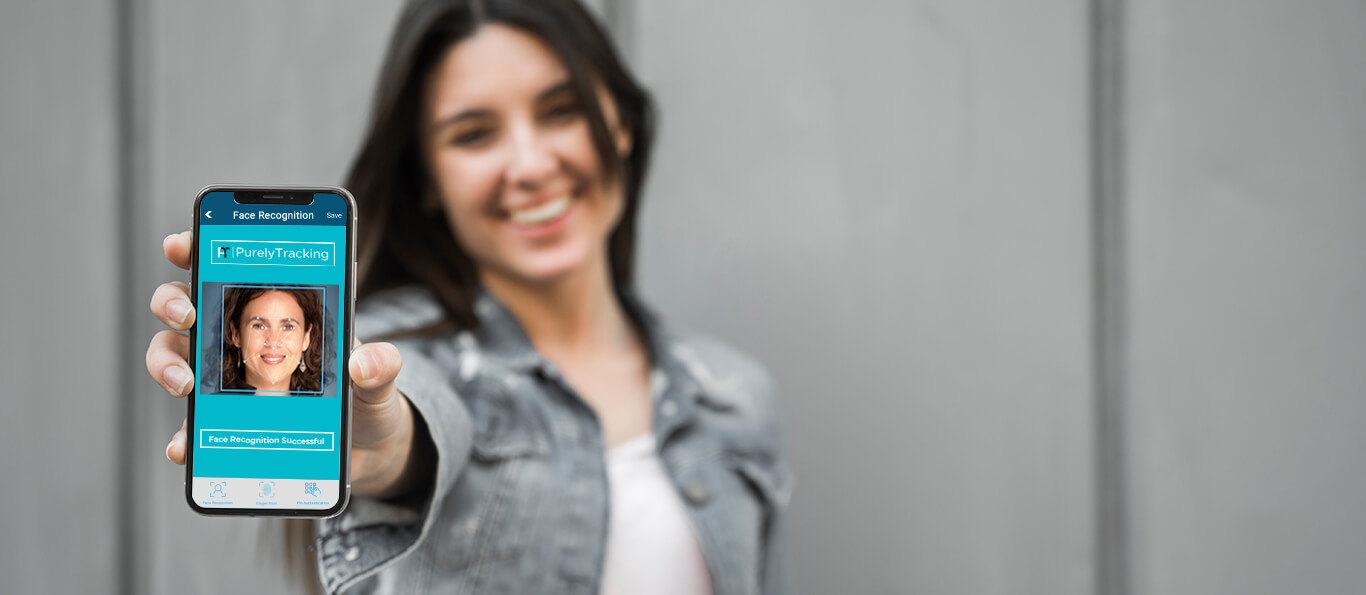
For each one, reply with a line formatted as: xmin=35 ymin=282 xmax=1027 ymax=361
xmin=349 ymin=342 xmax=403 ymax=406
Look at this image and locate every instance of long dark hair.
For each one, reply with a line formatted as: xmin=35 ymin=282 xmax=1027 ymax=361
xmin=221 ymin=286 xmax=324 ymax=393
xmin=348 ymin=0 xmax=655 ymax=332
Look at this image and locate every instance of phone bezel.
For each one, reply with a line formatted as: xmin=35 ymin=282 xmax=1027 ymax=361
xmin=185 ymin=184 xmax=356 ymax=518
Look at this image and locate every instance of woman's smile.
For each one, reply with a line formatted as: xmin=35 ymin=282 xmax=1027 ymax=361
xmin=507 ymin=194 xmax=573 ymax=225
xmin=503 ymin=192 xmax=579 ymax=241
xmin=258 ymin=352 xmax=288 ymax=366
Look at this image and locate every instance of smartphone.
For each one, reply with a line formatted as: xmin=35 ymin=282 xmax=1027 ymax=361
xmin=186 ymin=185 xmax=355 ymax=517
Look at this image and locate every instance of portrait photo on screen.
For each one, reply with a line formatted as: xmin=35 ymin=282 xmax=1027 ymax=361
xmin=198 ymin=282 xmax=339 ymax=397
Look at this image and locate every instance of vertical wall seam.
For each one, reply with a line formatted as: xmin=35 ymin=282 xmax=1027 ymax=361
xmin=115 ymin=0 xmax=143 ymax=592
xmin=115 ymin=0 xmax=133 ymax=591
xmin=1091 ymin=0 xmax=1130 ymax=594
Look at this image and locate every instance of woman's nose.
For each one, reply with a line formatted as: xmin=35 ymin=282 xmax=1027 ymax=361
xmin=506 ymin=122 xmax=557 ymax=189
xmin=262 ymin=328 xmax=285 ymax=347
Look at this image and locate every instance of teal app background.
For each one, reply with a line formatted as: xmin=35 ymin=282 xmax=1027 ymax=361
xmin=192 ymin=192 xmax=347 ymax=480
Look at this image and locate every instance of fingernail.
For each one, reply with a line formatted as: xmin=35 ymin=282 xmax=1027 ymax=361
xmin=164 ymin=365 xmax=192 ymax=395
xmin=166 ymin=299 xmax=192 ymax=325
xmin=357 ymin=349 xmax=377 ymax=382
xmin=166 ymin=440 xmax=176 ymax=462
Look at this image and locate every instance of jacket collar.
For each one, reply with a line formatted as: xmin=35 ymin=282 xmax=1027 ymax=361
xmin=468 ymin=286 xmax=737 ymax=414
xmin=468 ymin=289 xmax=543 ymax=371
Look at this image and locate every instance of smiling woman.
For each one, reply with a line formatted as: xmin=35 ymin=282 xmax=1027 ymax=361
xmin=220 ymin=285 xmax=324 ymax=395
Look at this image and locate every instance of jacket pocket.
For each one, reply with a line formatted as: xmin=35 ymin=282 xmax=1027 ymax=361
xmin=729 ymin=451 xmax=794 ymax=513
xmin=463 ymin=378 xmax=547 ymax=462
xmin=708 ymin=450 xmax=792 ymax=594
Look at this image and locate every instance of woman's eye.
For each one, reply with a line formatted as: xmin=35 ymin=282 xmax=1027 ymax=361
xmin=544 ymin=101 xmax=582 ymax=122
xmin=282 ymin=324 xmax=296 ymax=331
xmin=451 ymin=128 xmax=492 ymax=147
xmin=250 ymin=322 xmax=265 ymax=330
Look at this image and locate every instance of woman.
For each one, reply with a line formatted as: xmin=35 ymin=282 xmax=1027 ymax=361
xmin=146 ymin=0 xmax=791 ymax=593
xmin=220 ymin=286 xmax=324 ymax=395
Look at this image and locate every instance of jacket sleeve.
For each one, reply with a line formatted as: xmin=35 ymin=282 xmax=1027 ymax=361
xmin=758 ymin=390 xmax=795 ymax=595
xmin=315 ymin=340 xmax=473 ymax=594
xmin=742 ymin=350 xmax=795 ymax=595
xmin=763 ymin=493 xmax=793 ymax=595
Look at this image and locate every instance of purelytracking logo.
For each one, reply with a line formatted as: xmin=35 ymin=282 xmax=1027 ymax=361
xmin=209 ymin=240 xmax=334 ymax=267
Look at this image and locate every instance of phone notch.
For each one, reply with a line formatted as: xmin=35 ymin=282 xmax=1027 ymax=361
xmin=233 ymin=190 xmax=316 ymax=206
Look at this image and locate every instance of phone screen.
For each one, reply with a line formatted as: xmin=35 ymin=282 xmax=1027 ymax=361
xmin=188 ymin=189 xmax=352 ymax=515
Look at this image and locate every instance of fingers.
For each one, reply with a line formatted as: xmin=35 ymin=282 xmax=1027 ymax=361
xmin=158 ymin=233 xmax=193 ymax=467
xmin=166 ymin=418 xmax=188 ymax=465
xmin=163 ymin=230 xmax=192 ymax=271
xmin=150 ymin=281 xmax=195 ymax=330
xmin=349 ymin=342 xmax=402 ymax=406
xmin=147 ymin=330 xmax=193 ymax=397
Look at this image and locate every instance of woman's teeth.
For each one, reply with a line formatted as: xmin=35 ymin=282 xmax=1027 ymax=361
xmin=261 ymin=354 xmax=285 ymax=365
xmin=509 ymin=196 xmax=571 ymax=224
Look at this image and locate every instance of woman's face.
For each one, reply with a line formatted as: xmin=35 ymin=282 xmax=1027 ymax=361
xmin=421 ymin=24 xmax=630 ymax=286
xmin=233 ymin=291 xmax=311 ymax=390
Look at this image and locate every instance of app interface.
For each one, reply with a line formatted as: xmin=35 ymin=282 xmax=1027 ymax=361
xmin=191 ymin=192 xmax=349 ymax=510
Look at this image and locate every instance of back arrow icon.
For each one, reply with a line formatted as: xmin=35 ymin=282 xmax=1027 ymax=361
xmin=205 ymin=211 xmax=213 ymax=218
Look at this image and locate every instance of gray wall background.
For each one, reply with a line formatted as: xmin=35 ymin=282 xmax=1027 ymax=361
xmin=1 ymin=1 xmax=1362 ymax=594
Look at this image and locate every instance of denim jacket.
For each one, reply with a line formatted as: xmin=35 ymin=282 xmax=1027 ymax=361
xmin=314 ymin=287 xmax=794 ymax=594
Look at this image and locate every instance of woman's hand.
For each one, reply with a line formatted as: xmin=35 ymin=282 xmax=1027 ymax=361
xmin=146 ymin=231 xmax=431 ymax=499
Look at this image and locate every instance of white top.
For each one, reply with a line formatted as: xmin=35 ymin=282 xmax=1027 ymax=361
xmin=600 ymin=434 xmax=713 ymax=595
